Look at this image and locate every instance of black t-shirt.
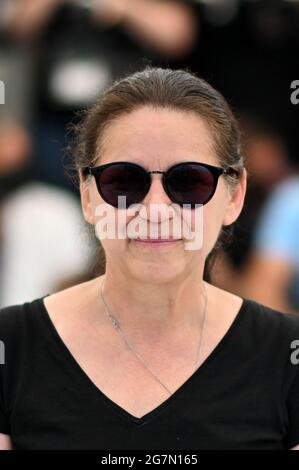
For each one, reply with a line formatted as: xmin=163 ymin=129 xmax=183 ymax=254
xmin=1 ymin=295 xmax=299 ymax=450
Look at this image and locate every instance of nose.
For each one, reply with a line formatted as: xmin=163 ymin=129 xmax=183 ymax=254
xmin=141 ymin=173 xmax=174 ymax=224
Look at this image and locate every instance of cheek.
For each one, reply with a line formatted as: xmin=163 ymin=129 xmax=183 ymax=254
xmin=95 ymin=207 xmax=133 ymax=260
xmin=81 ymin=180 xmax=104 ymax=225
xmin=92 ymin=187 xmax=129 ymax=237
xmin=100 ymin=238 xmax=128 ymax=267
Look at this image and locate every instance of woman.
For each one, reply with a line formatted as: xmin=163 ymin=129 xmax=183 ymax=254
xmin=1 ymin=67 xmax=299 ymax=450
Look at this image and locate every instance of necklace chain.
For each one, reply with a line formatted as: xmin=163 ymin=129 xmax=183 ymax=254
xmin=99 ymin=279 xmax=208 ymax=396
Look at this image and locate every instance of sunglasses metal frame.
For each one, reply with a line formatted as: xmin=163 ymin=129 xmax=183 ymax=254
xmin=82 ymin=161 xmax=241 ymax=207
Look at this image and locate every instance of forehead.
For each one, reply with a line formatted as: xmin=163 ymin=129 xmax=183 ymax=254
xmin=97 ymin=106 xmax=218 ymax=168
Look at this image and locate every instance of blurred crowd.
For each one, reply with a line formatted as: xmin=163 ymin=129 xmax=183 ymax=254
xmin=0 ymin=0 xmax=299 ymax=313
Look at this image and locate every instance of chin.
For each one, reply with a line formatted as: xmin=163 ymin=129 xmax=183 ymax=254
xmin=127 ymin=259 xmax=185 ymax=285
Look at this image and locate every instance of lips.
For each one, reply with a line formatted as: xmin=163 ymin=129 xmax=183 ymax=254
xmin=131 ymin=237 xmax=182 ymax=247
xmin=134 ymin=237 xmax=181 ymax=241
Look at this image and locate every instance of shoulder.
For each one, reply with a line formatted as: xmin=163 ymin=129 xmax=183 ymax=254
xmin=238 ymin=298 xmax=299 ymax=365
xmin=0 ymin=277 xmax=103 ymax=340
xmin=0 ymin=297 xmax=49 ymax=423
xmin=42 ymin=277 xmax=103 ymax=329
xmin=211 ymin=281 xmax=299 ymax=351
xmin=230 ymin=298 xmax=299 ymax=403
xmin=0 ymin=303 xmax=27 ymax=338
xmin=0 ymin=295 xmax=54 ymax=393
xmin=0 ymin=304 xmax=26 ymax=383
xmin=209 ymin=283 xmax=299 ymax=341
xmin=0 ymin=297 xmax=46 ymax=345
xmin=241 ymin=296 xmax=299 ymax=334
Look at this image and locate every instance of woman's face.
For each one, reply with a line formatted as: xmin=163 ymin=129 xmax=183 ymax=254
xmin=80 ymin=106 xmax=246 ymax=284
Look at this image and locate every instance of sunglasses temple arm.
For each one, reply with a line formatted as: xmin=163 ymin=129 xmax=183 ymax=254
xmin=223 ymin=167 xmax=243 ymax=177
xmin=82 ymin=167 xmax=92 ymax=176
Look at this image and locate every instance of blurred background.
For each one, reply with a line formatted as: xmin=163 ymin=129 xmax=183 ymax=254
xmin=0 ymin=0 xmax=299 ymax=313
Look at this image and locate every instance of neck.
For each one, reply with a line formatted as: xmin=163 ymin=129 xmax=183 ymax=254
xmin=98 ymin=268 xmax=208 ymax=334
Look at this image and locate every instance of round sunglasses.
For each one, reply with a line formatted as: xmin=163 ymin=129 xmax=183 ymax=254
xmin=82 ymin=161 xmax=241 ymax=209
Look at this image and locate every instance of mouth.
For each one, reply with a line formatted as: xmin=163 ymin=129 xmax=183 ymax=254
xmin=131 ymin=237 xmax=182 ymax=247
xmin=136 ymin=236 xmax=181 ymax=240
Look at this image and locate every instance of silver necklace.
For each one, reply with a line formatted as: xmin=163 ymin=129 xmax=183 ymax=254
xmin=99 ymin=279 xmax=208 ymax=396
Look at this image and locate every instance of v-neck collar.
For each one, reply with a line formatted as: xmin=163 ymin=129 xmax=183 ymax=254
xmin=36 ymin=294 xmax=250 ymax=427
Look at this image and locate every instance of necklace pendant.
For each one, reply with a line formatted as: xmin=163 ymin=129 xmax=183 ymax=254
xmin=110 ymin=315 xmax=120 ymax=330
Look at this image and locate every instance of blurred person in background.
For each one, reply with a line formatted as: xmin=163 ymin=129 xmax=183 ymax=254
xmin=0 ymin=119 xmax=95 ymax=308
xmin=210 ymin=115 xmax=297 ymax=272
xmin=1 ymin=0 xmax=199 ymax=191
xmin=234 ymin=175 xmax=299 ymax=314
xmin=209 ymin=116 xmax=299 ymax=314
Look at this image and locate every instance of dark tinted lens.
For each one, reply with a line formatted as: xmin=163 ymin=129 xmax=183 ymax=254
xmin=166 ymin=163 xmax=216 ymax=206
xmin=98 ymin=163 xmax=149 ymax=208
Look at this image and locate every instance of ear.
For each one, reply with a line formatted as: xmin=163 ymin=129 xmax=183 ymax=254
xmin=222 ymin=168 xmax=247 ymax=226
xmin=79 ymin=169 xmax=95 ymax=225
